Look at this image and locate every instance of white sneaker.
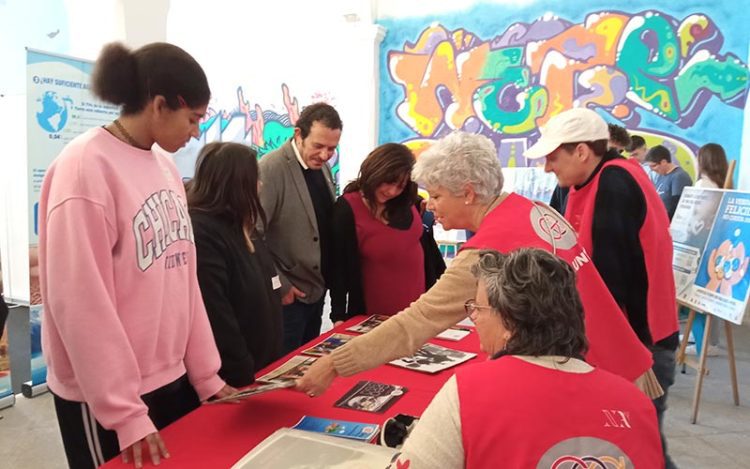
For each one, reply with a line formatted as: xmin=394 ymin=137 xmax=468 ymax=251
xmin=685 ymin=344 xmax=720 ymax=356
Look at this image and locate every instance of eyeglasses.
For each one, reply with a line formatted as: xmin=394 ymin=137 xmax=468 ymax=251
xmin=464 ymin=299 xmax=493 ymax=317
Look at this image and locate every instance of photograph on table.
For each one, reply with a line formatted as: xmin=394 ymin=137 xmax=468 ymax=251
xmin=435 ymin=326 xmax=472 ymax=341
xmin=302 ymin=334 xmax=356 ymax=356
xmin=345 ymin=315 xmax=390 ymax=334
xmin=292 ymin=415 xmax=380 ymax=442
xmin=256 ymin=355 xmax=318 ymax=384
xmin=334 ymin=380 xmax=407 ymax=413
xmin=389 ymin=343 xmax=476 ymax=374
xmin=209 ymin=381 xmax=295 ymax=404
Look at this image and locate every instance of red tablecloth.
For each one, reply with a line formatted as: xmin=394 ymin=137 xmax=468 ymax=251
xmin=103 ymin=316 xmax=484 ymax=468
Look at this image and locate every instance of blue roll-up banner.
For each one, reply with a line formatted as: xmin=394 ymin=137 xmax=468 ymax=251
xmin=25 ymin=49 xmax=118 ymax=396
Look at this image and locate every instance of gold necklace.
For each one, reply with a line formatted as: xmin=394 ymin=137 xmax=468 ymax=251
xmin=113 ymin=119 xmax=149 ymax=150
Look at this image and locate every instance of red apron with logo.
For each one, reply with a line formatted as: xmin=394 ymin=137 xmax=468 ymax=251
xmin=565 ymin=159 xmax=678 ymax=343
xmin=462 ymin=193 xmax=652 ymax=381
xmin=457 ymin=356 xmax=663 ymax=468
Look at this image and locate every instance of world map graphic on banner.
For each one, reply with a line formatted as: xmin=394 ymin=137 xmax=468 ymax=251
xmin=379 ymin=6 xmax=750 ymax=182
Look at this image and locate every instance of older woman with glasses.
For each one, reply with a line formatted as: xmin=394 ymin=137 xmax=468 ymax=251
xmin=389 ymin=248 xmax=663 ymax=468
xmin=297 ymin=131 xmax=659 ymax=398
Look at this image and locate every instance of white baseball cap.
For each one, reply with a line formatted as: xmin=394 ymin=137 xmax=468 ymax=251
xmin=524 ymin=108 xmax=610 ymax=159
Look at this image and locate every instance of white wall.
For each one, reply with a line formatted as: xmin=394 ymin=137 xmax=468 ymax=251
xmin=166 ymin=0 xmax=383 ymax=188
xmin=0 ymin=0 xmax=140 ymax=302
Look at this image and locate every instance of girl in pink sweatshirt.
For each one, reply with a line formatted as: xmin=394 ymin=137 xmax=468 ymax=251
xmin=39 ymin=42 xmax=235 ymax=469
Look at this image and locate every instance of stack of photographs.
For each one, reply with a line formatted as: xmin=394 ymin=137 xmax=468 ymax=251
xmin=389 ymin=343 xmax=476 ymax=374
xmin=208 ymin=381 xmax=295 ymax=404
xmin=256 ymin=355 xmax=318 ymax=384
xmin=302 ymin=333 xmax=356 ymax=356
xmin=345 ymin=315 xmax=390 ymax=334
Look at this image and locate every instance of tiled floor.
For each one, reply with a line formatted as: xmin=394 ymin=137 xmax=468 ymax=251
xmin=2 ymin=318 xmax=749 ymax=468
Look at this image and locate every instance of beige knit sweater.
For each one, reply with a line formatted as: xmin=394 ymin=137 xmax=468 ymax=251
xmin=331 ymin=248 xmax=480 ymax=377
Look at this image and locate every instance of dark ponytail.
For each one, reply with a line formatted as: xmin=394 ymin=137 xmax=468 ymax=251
xmin=91 ymin=42 xmax=210 ymax=115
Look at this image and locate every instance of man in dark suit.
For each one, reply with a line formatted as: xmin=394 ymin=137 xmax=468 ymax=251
xmin=259 ymin=103 xmax=342 ymax=352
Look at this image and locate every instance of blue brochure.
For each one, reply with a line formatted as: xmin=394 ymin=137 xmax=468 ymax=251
xmin=292 ymin=416 xmax=380 ymax=442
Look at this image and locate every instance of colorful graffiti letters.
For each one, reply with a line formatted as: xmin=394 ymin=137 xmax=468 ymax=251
xmin=386 ymin=10 xmax=749 ymax=169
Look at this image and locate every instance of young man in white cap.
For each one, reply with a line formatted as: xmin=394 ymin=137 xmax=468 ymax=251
xmin=525 ymin=107 xmax=680 ymax=469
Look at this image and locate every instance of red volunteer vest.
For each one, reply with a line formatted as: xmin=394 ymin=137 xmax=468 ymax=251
xmin=344 ymin=192 xmax=424 ymax=315
xmin=457 ymin=357 xmax=663 ymax=469
xmin=462 ymin=193 xmax=652 ymax=381
xmin=565 ymin=159 xmax=679 ymax=343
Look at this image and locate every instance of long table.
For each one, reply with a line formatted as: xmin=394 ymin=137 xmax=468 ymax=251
xmin=103 ymin=316 xmax=484 ymax=468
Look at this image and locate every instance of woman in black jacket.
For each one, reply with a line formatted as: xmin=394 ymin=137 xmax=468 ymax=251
xmin=187 ymin=142 xmax=283 ymax=387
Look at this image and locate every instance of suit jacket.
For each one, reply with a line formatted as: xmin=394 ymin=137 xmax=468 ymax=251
xmin=258 ymin=140 xmax=336 ymax=303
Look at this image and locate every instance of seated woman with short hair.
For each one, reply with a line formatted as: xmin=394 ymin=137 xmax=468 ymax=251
xmin=390 ymin=248 xmax=664 ymax=469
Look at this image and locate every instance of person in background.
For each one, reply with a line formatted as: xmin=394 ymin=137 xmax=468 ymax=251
xmin=329 ymin=143 xmax=444 ymax=325
xmin=188 ymin=142 xmax=284 ymax=387
xmin=38 ymin=42 xmax=234 ymax=469
xmin=529 ymin=107 xmax=679 ymax=468
xmin=645 ymin=145 xmax=693 ymax=220
xmin=0 ymin=251 xmax=7 ymax=340
xmin=627 ymin=135 xmax=656 ymax=183
xmin=390 ymin=248 xmax=663 ymax=469
xmin=607 ymin=123 xmax=631 ymax=153
xmin=549 ymin=122 xmax=630 ymax=214
xmin=628 ymin=135 xmax=648 ymax=162
xmin=297 ymin=131 xmax=656 ymax=404
xmin=258 ymin=103 xmax=341 ymax=353
xmin=687 ymin=143 xmax=730 ymax=356
xmin=694 ymin=143 xmax=729 ymax=190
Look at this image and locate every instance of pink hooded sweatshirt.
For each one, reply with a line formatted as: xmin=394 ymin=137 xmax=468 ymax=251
xmin=39 ymin=127 xmax=225 ymax=450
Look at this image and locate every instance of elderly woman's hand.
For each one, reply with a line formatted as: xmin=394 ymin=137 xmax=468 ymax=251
xmin=296 ymin=354 xmax=337 ymax=397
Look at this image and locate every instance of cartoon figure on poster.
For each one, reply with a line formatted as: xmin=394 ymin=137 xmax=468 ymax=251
xmin=700 ymin=229 xmax=749 ymax=300
xmin=696 ymin=195 xmax=750 ymax=305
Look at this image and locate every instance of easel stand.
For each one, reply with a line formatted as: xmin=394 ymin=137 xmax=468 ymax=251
xmin=676 ymin=307 xmax=740 ymax=423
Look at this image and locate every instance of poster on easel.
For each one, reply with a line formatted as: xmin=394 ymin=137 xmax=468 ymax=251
xmin=25 ymin=49 xmax=119 ymax=393
xmin=0 ymin=252 xmax=13 ymax=408
xmin=671 ymin=187 xmax=750 ymax=325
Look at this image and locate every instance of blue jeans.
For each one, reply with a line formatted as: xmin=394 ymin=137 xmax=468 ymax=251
xmin=282 ymin=296 xmax=325 ymax=353
xmin=651 ymin=346 xmax=678 ymax=469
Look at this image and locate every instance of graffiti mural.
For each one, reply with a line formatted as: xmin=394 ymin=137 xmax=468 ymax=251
xmin=174 ymin=84 xmax=339 ymax=187
xmin=380 ymin=8 xmax=750 ymax=178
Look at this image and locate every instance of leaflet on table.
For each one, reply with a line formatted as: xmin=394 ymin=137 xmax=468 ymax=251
xmin=671 ymin=188 xmax=750 ymax=324
xmin=435 ymin=326 xmax=471 ymax=341
xmin=256 ymin=355 xmax=317 ymax=384
xmin=302 ymin=333 xmax=356 ymax=356
xmin=231 ymin=428 xmax=397 ymax=469
xmin=292 ymin=416 xmax=380 ymax=442
xmin=389 ymin=343 xmax=476 ymax=374
xmin=209 ymin=381 xmax=294 ymax=404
